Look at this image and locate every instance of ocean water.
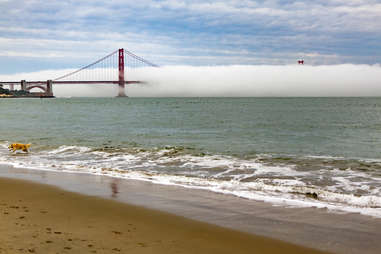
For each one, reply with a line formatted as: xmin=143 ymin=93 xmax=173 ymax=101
xmin=0 ymin=97 xmax=380 ymax=217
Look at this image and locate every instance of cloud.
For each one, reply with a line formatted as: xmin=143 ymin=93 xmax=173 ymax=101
xmin=1 ymin=64 xmax=381 ymax=97
xmin=0 ymin=0 xmax=380 ymax=70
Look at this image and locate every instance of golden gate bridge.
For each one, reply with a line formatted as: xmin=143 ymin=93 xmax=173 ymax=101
xmin=0 ymin=48 xmax=158 ymax=97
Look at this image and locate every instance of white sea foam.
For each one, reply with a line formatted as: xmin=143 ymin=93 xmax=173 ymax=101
xmin=0 ymin=143 xmax=380 ymax=218
xmin=47 ymin=145 xmax=91 ymax=154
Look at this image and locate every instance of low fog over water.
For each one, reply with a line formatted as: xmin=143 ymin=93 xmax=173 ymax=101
xmin=1 ymin=64 xmax=381 ymax=97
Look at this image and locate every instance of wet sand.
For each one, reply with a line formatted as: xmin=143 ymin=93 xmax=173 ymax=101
xmin=1 ymin=166 xmax=381 ymax=254
xmin=0 ymin=177 xmax=329 ymax=254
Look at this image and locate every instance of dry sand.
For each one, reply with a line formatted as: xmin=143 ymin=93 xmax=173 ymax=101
xmin=0 ymin=177 xmax=330 ymax=254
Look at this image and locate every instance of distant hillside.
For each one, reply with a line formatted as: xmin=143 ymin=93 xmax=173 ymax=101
xmin=0 ymin=86 xmax=31 ymax=97
xmin=0 ymin=86 xmax=10 ymax=95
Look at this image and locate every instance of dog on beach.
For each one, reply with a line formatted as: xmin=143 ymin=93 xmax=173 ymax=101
xmin=8 ymin=143 xmax=31 ymax=153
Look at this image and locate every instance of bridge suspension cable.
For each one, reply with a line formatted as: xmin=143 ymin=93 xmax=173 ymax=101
xmin=54 ymin=50 xmax=119 ymax=81
xmin=124 ymin=49 xmax=159 ymax=68
xmin=53 ymin=48 xmax=158 ymax=82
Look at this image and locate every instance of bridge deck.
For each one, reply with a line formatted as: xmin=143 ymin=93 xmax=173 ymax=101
xmin=0 ymin=81 xmax=141 ymax=85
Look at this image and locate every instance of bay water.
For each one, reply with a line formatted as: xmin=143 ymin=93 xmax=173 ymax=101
xmin=1 ymin=97 xmax=380 ymax=217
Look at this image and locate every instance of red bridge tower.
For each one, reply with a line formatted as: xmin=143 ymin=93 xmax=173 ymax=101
xmin=118 ymin=48 xmax=126 ymax=97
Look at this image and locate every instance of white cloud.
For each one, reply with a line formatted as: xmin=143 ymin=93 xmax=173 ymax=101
xmin=136 ymin=0 xmax=381 ymax=32
xmin=0 ymin=0 xmax=380 ymax=67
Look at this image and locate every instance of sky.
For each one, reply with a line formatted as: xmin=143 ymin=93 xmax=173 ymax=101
xmin=1 ymin=0 xmax=381 ymax=71
xmin=0 ymin=0 xmax=380 ymax=96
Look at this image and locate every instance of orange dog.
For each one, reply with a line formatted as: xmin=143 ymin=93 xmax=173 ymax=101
xmin=8 ymin=143 xmax=31 ymax=153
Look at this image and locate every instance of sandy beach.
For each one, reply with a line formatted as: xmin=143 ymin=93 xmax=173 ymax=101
xmin=1 ymin=165 xmax=381 ymax=254
xmin=0 ymin=177 xmax=331 ymax=254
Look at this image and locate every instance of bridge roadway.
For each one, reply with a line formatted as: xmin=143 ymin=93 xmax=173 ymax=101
xmin=0 ymin=81 xmax=141 ymax=85
xmin=0 ymin=80 xmax=142 ymax=97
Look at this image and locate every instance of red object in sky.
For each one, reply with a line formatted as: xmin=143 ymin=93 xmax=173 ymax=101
xmin=298 ymin=60 xmax=304 ymax=65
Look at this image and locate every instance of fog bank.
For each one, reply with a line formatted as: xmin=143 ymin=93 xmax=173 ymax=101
xmin=1 ymin=64 xmax=381 ymax=97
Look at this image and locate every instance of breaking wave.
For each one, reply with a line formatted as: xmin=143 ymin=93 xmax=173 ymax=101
xmin=1 ymin=141 xmax=380 ymax=217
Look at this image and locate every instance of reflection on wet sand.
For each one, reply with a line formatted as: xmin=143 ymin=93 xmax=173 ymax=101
xmin=110 ymin=179 xmax=119 ymax=198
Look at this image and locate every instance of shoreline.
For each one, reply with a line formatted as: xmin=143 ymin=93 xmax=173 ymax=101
xmin=0 ymin=95 xmax=55 ymax=98
xmin=1 ymin=165 xmax=381 ymax=253
xmin=0 ymin=177 xmax=329 ymax=254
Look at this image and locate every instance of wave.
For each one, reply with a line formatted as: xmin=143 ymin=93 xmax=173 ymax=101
xmin=1 ymin=142 xmax=380 ymax=218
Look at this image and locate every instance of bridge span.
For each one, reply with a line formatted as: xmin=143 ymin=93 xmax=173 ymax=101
xmin=0 ymin=49 xmax=158 ymax=97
